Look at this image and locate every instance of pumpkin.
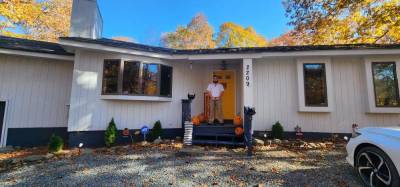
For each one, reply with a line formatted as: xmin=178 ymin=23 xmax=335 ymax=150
xmin=235 ymin=127 xmax=244 ymax=136
xmin=122 ymin=128 xmax=130 ymax=136
xmin=192 ymin=116 xmax=200 ymax=126
xmin=233 ymin=116 xmax=242 ymax=126
xmin=198 ymin=113 xmax=206 ymax=123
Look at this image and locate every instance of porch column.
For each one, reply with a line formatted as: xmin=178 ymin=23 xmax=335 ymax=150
xmin=242 ymin=58 xmax=254 ymax=107
xmin=242 ymin=58 xmax=255 ymax=156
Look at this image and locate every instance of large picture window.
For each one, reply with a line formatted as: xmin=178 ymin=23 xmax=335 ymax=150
xmin=372 ymin=62 xmax=400 ymax=107
xmin=102 ymin=59 xmax=172 ymax=97
xmin=303 ymin=63 xmax=328 ymax=107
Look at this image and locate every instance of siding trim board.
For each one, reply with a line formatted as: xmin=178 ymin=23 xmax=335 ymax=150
xmin=68 ymin=128 xmax=183 ymax=148
xmin=253 ymin=131 xmax=352 ymax=140
xmin=6 ymin=127 xmax=68 ymax=147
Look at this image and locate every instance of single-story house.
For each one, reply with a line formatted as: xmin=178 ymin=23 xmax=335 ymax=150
xmin=1 ymin=0 xmax=400 ymax=147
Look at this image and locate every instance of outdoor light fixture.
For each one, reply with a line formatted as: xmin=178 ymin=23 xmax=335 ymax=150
xmin=220 ymin=60 xmax=227 ymax=70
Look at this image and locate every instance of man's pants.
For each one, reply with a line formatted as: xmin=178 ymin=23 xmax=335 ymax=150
xmin=209 ymin=99 xmax=224 ymax=123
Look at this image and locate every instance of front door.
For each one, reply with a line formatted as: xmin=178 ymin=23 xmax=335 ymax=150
xmin=213 ymin=70 xmax=235 ymax=120
xmin=0 ymin=101 xmax=5 ymax=143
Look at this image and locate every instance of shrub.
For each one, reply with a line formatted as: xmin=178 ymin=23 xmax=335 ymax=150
xmin=105 ymin=118 xmax=118 ymax=147
xmin=48 ymin=134 xmax=64 ymax=153
xmin=151 ymin=120 xmax=163 ymax=139
xmin=271 ymin=121 xmax=284 ymax=139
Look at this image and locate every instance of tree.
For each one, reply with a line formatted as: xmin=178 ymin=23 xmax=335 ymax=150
xmin=105 ymin=118 xmax=118 ymax=147
xmin=216 ymin=22 xmax=267 ymax=48
xmin=0 ymin=0 xmax=72 ymax=42
xmin=284 ymin=0 xmax=400 ymax=44
xmin=268 ymin=31 xmax=304 ymax=46
xmin=162 ymin=13 xmax=215 ymax=49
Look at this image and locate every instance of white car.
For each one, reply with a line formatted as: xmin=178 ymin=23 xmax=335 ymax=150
xmin=346 ymin=127 xmax=400 ymax=187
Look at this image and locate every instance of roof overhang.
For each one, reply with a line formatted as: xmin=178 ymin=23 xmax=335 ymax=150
xmin=0 ymin=48 xmax=74 ymax=61
xmin=59 ymin=39 xmax=400 ymax=61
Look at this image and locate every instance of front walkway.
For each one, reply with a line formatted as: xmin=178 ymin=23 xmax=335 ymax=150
xmin=0 ymin=142 xmax=362 ymax=186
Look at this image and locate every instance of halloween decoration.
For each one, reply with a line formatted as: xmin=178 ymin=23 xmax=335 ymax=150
xmin=235 ymin=127 xmax=244 ymax=136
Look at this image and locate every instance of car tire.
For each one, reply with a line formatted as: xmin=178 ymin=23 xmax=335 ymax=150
xmin=355 ymin=146 xmax=399 ymax=187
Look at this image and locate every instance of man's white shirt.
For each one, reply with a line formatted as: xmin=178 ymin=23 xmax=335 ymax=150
xmin=207 ymin=83 xmax=224 ymax=99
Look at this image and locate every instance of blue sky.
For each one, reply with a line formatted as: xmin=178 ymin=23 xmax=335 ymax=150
xmin=98 ymin=0 xmax=291 ymax=46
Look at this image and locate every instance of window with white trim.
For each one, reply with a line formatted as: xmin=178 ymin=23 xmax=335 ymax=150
xmin=297 ymin=59 xmax=334 ymax=112
xmin=101 ymin=59 xmax=173 ymax=97
xmin=371 ymin=62 xmax=400 ymax=107
xmin=365 ymin=58 xmax=400 ymax=113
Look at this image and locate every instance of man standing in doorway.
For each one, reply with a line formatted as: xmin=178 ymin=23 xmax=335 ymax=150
xmin=207 ymin=75 xmax=224 ymax=124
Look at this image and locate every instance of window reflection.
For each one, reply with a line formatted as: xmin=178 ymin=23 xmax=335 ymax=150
xmin=372 ymin=62 xmax=400 ymax=107
xmin=303 ymin=63 xmax=328 ymax=106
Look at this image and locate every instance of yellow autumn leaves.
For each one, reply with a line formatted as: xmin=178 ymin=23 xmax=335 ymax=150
xmin=0 ymin=0 xmax=72 ymax=42
xmin=162 ymin=14 xmax=268 ymax=49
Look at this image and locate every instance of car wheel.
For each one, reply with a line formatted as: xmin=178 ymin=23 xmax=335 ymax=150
xmin=356 ymin=146 xmax=400 ymax=187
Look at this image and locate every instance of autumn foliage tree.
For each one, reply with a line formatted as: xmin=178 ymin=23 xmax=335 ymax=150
xmin=284 ymin=0 xmax=400 ymax=44
xmin=0 ymin=0 xmax=72 ymax=42
xmin=216 ymin=22 xmax=267 ymax=48
xmin=163 ymin=14 xmax=268 ymax=49
xmin=162 ymin=14 xmax=215 ymax=49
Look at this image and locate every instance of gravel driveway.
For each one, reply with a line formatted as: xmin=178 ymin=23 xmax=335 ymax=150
xmin=0 ymin=144 xmax=363 ymax=187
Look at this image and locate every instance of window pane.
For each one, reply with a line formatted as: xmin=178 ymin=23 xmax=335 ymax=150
xmin=372 ymin=62 xmax=400 ymax=107
xmin=303 ymin=63 xmax=328 ymax=106
xmin=160 ymin=65 xmax=173 ymax=97
xmin=102 ymin=60 xmax=120 ymax=94
xmin=142 ymin=63 xmax=159 ymax=96
xmin=122 ymin=61 xmax=141 ymax=95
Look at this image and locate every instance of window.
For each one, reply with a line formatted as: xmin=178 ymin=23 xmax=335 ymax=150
xmin=102 ymin=59 xmax=173 ymax=98
xmin=122 ymin=61 xmax=141 ymax=95
xmin=297 ymin=59 xmax=333 ymax=112
xmin=160 ymin=65 xmax=173 ymax=97
xmin=372 ymin=62 xmax=400 ymax=107
xmin=303 ymin=64 xmax=328 ymax=106
xmin=142 ymin=63 xmax=159 ymax=96
xmin=102 ymin=60 xmax=120 ymax=94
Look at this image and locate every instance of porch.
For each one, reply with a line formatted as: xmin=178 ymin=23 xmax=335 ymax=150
xmin=177 ymin=58 xmax=255 ymax=149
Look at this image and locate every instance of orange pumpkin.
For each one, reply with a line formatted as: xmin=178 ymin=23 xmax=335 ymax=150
xmin=192 ymin=116 xmax=200 ymax=126
xmin=233 ymin=116 xmax=242 ymax=126
xmin=198 ymin=113 xmax=206 ymax=123
xmin=235 ymin=127 xmax=244 ymax=136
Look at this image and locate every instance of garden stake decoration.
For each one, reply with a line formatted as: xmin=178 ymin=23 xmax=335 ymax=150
xmin=141 ymin=126 xmax=150 ymax=141
xmin=295 ymin=125 xmax=303 ymax=140
xmin=352 ymin=123 xmax=359 ymax=138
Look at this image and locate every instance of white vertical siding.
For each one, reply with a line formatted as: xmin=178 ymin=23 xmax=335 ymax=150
xmin=69 ymin=51 xmax=204 ymax=131
xmin=253 ymin=56 xmax=400 ymax=133
xmin=68 ymin=51 xmax=244 ymax=132
xmin=0 ymin=54 xmax=73 ymax=128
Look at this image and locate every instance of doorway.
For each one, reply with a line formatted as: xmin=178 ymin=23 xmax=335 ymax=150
xmin=213 ymin=70 xmax=236 ymax=120
xmin=0 ymin=101 xmax=6 ymax=147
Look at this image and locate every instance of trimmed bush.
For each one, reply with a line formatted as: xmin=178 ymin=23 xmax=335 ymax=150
xmin=271 ymin=121 xmax=284 ymax=139
xmin=48 ymin=134 xmax=64 ymax=153
xmin=151 ymin=120 xmax=163 ymax=139
xmin=105 ymin=118 xmax=118 ymax=147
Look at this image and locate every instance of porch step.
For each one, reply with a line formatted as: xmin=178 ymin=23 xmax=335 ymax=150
xmin=192 ymin=139 xmax=244 ymax=146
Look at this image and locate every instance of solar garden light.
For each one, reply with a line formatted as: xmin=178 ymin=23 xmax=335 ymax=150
xmin=78 ymin=143 xmax=84 ymax=154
